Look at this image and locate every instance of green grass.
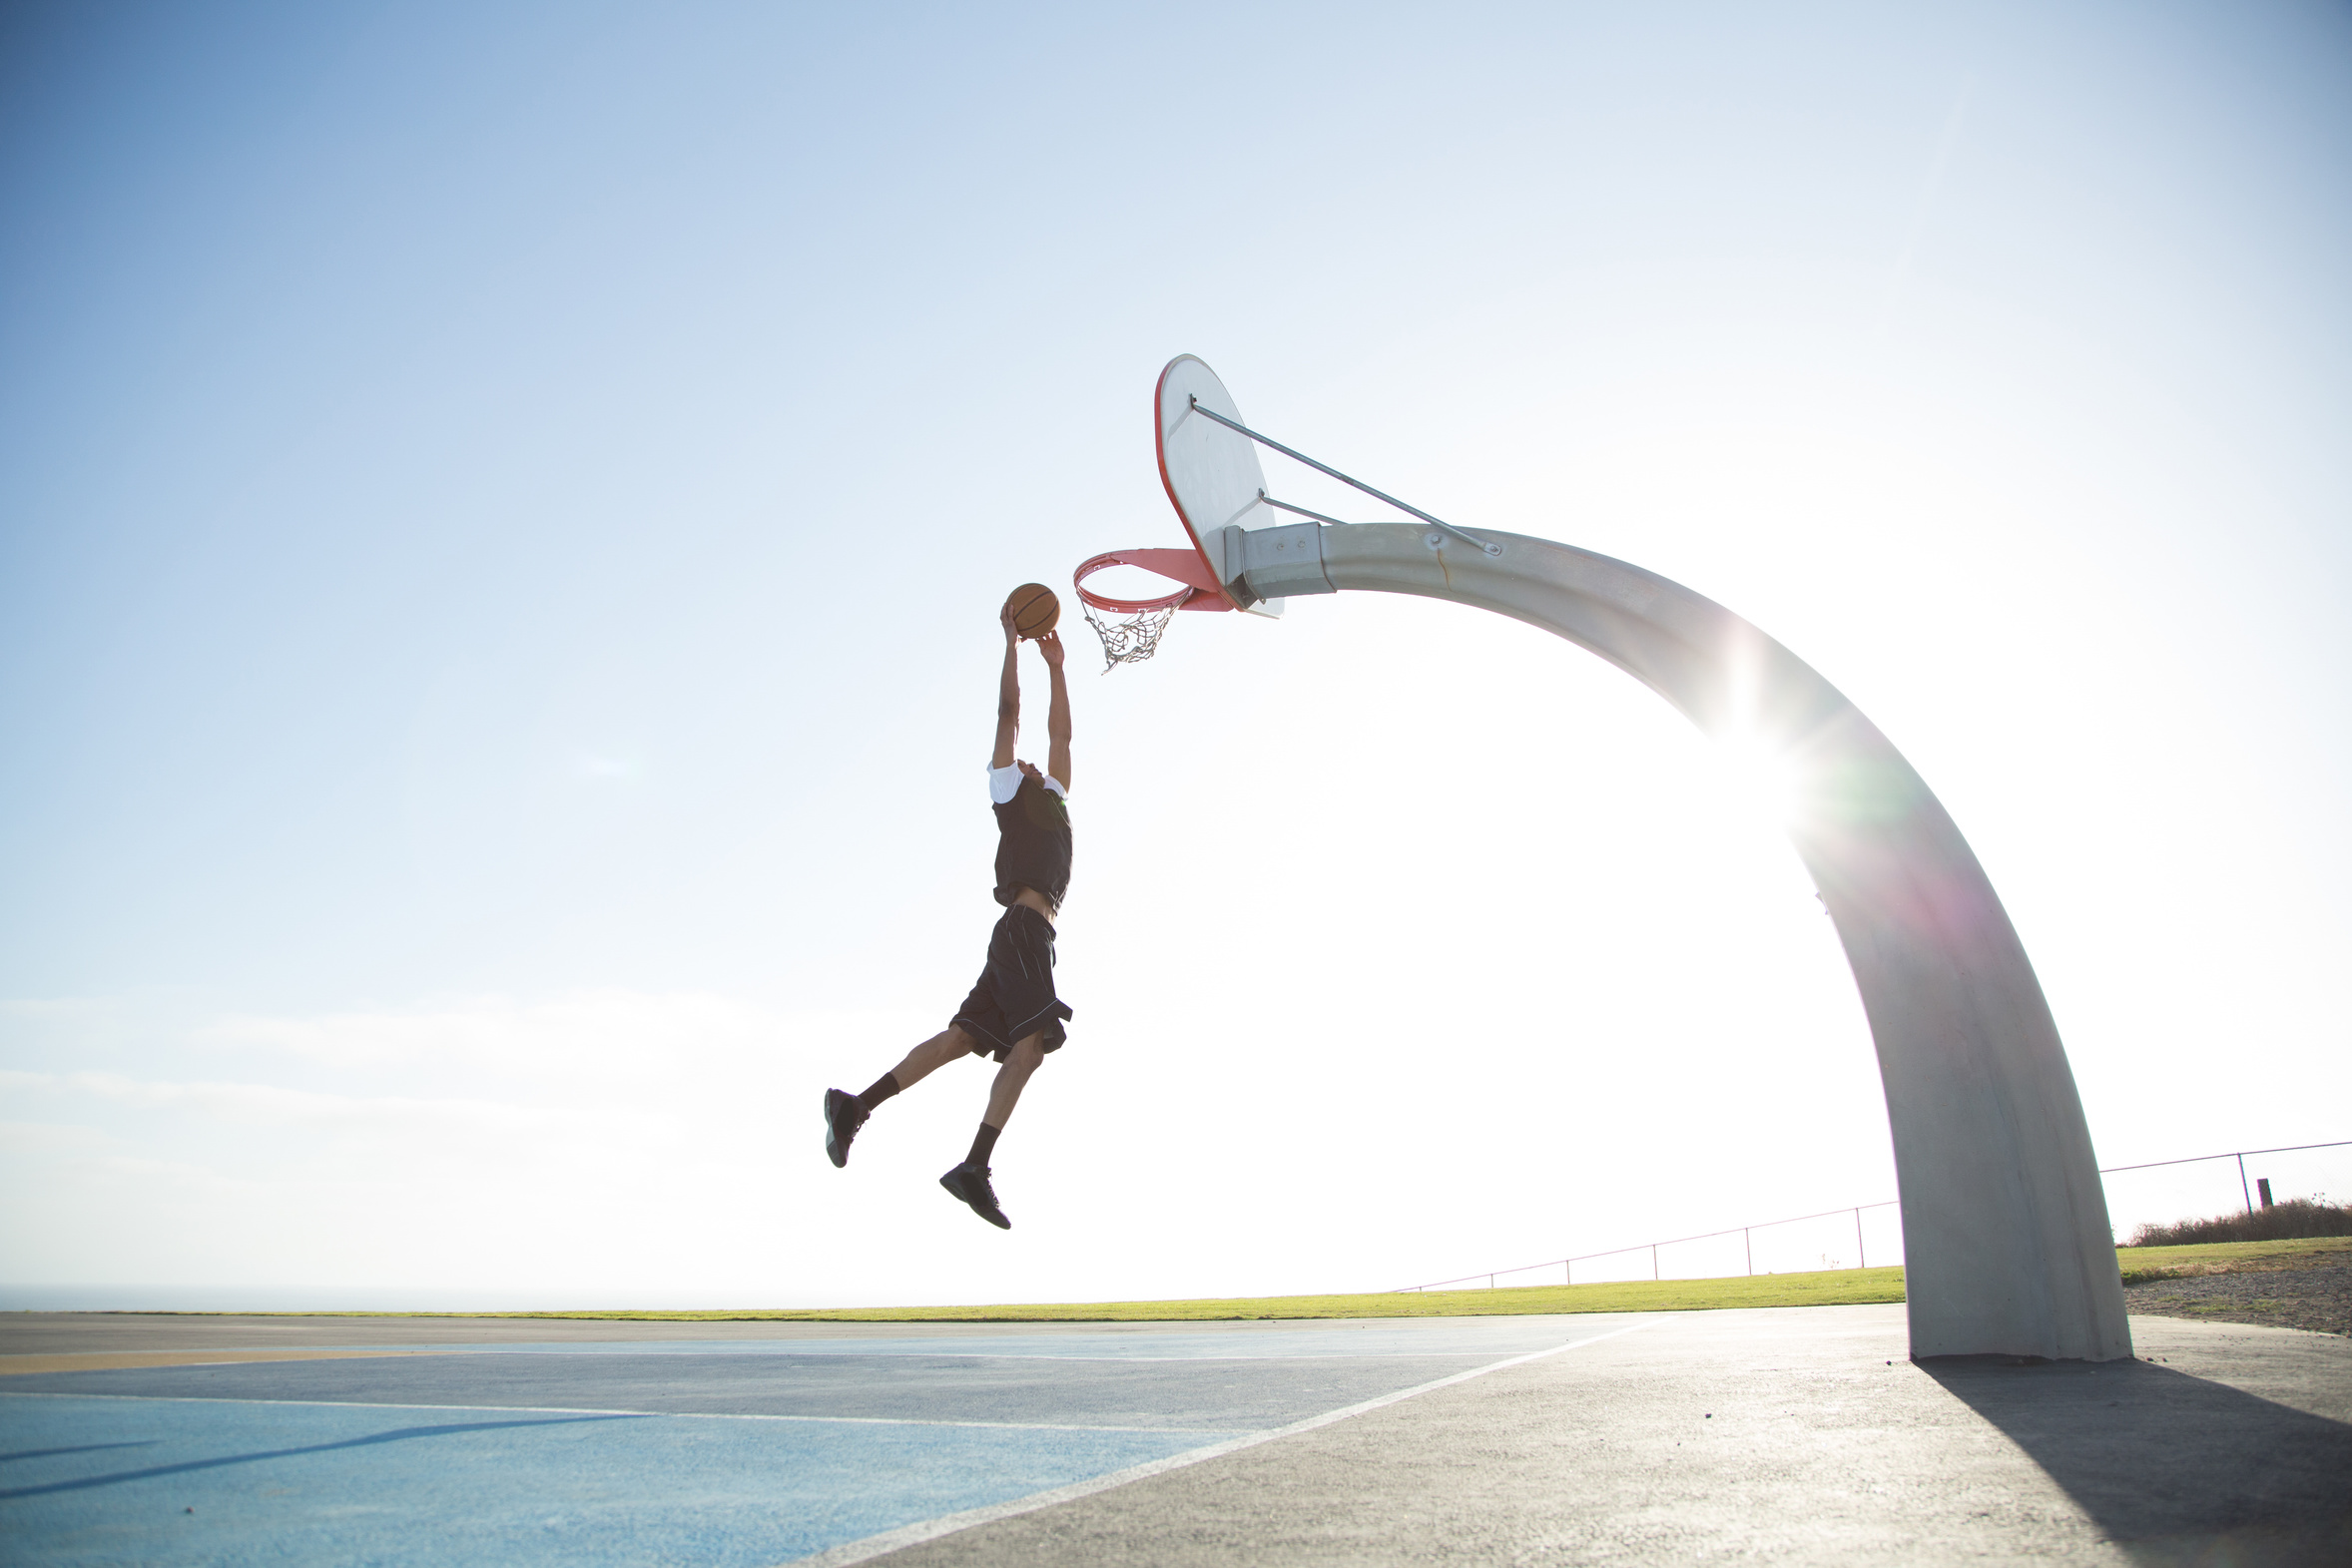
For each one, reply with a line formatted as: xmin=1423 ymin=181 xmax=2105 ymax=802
xmin=111 ymin=1237 xmax=2352 ymax=1324
xmin=532 ymin=1268 xmax=1916 ymax=1321
xmin=130 ymin=1268 xmax=1911 ymax=1322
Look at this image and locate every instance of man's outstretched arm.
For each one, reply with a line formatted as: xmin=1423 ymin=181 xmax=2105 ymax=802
xmin=1040 ymin=630 xmax=1071 ymax=791
xmin=991 ymin=609 xmax=1020 ymax=770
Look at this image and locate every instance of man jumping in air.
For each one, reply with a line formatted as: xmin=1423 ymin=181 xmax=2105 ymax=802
xmin=821 ymin=608 xmax=1073 ymax=1228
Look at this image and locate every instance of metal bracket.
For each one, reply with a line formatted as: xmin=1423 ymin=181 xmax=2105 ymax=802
xmin=1233 ymin=521 xmax=1335 ymax=606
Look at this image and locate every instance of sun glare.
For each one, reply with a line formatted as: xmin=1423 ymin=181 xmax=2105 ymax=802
xmin=1711 ymin=731 xmax=1802 ymax=829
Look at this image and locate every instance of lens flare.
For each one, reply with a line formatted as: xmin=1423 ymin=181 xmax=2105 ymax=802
xmin=1712 ymin=731 xmax=1801 ymax=828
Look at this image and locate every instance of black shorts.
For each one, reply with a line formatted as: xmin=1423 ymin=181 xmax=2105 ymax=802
xmin=949 ymin=904 xmax=1072 ymax=1061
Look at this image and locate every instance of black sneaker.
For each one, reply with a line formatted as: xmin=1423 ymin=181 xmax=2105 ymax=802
xmin=823 ymin=1089 xmax=867 ymax=1169
xmin=939 ymin=1161 xmax=1011 ymax=1229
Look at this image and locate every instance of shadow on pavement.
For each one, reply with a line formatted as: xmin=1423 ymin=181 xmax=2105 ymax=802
xmin=0 ymin=1414 xmax=642 ymax=1500
xmin=0 ymin=1441 xmax=158 ymax=1465
xmin=1921 ymin=1353 xmax=2352 ymax=1566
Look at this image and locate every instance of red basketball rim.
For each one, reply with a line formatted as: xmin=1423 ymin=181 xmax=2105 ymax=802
xmin=1072 ymin=551 xmax=1194 ymax=614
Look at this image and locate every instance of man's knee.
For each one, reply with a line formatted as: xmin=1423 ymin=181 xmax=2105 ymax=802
xmin=939 ymin=1026 xmax=980 ymax=1060
xmin=1006 ymin=1035 xmax=1046 ymax=1072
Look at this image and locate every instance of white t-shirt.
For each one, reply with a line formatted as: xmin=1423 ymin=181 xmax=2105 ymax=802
xmin=988 ymin=764 xmax=1067 ymax=804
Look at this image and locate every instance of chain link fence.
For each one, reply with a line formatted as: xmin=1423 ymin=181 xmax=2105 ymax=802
xmin=1398 ymin=1138 xmax=2350 ymax=1293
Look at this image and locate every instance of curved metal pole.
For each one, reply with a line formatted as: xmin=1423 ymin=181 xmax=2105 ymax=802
xmin=1312 ymin=523 xmax=2130 ymax=1361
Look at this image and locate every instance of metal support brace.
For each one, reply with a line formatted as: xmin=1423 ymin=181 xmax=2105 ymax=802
xmin=1259 ymin=493 xmax=1354 ymax=528
xmin=1314 ymin=520 xmax=2132 ymax=1360
xmin=1187 ymin=397 xmax=1504 ymax=557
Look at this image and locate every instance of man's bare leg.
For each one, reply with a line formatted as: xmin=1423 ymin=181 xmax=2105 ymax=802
xmin=940 ymin=1032 xmax=1045 ymax=1230
xmin=885 ymin=1027 xmax=978 ymax=1092
xmin=823 ymin=1027 xmax=978 ymax=1168
xmin=982 ymin=1034 xmax=1045 ymax=1129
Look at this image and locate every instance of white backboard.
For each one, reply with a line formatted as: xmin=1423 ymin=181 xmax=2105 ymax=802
xmin=1154 ymin=355 xmax=1282 ymax=617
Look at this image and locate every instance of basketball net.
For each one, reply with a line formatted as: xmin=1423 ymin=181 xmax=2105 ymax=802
xmin=1073 ymin=551 xmax=1202 ymax=672
xmin=1080 ymin=592 xmax=1188 ymax=670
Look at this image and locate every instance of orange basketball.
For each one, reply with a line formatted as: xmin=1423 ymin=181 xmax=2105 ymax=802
xmin=1004 ymin=582 xmax=1060 ymax=640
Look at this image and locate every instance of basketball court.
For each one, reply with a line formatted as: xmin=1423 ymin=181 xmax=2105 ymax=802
xmin=3 ymin=1310 xmax=1620 ymax=1565
xmin=5 ymin=1306 xmax=2347 ymax=1564
xmin=12 ymin=357 xmax=2341 ymax=1560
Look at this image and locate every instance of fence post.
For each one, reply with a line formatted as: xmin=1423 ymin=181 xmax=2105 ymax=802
xmin=1855 ymin=1208 xmax=1866 ymax=1270
xmin=1745 ymin=1228 xmax=1753 ymax=1277
xmin=1651 ymin=1243 xmax=1659 ymax=1282
xmin=2237 ymin=1152 xmax=2252 ymax=1216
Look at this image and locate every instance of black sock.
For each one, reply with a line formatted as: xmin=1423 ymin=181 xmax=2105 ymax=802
xmin=966 ymin=1121 xmax=1001 ymax=1169
xmin=856 ymin=1073 xmax=900 ymax=1115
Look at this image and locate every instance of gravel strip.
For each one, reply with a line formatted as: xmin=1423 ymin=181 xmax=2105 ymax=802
xmin=2124 ymin=1257 xmax=2352 ymax=1337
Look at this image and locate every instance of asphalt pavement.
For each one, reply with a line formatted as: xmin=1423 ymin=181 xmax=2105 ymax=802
xmin=3 ymin=1307 xmax=2346 ymax=1565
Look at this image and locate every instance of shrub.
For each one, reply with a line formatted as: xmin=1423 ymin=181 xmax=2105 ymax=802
xmin=2123 ymin=1196 xmax=2352 ymax=1248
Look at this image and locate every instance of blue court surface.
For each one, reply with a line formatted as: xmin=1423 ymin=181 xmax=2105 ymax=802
xmin=0 ymin=1315 xmax=1642 ymax=1566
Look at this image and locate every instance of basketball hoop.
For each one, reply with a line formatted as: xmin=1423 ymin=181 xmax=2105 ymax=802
xmin=1070 ymin=356 xmax=1295 ymax=669
xmin=1072 ymin=548 xmax=1229 ymax=671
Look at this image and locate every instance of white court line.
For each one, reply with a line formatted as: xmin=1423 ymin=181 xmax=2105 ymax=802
xmin=341 ymin=1349 xmax=1514 ymax=1362
xmin=0 ymin=1389 xmax=1248 ymax=1437
xmin=791 ymin=1318 xmax=1654 ymax=1568
xmin=6 ymin=1346 xmax=1524 ymax=1363
xmin=546 ymin=1350 xmax=1512 ymax=1363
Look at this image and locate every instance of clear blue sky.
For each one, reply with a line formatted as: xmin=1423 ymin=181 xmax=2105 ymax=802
xmin=3 ymin=1 xmax=2347 ymax=1307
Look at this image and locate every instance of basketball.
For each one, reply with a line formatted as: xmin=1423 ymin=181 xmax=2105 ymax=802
xmin=1004 ymin=582 xmax=1060 ymax=640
